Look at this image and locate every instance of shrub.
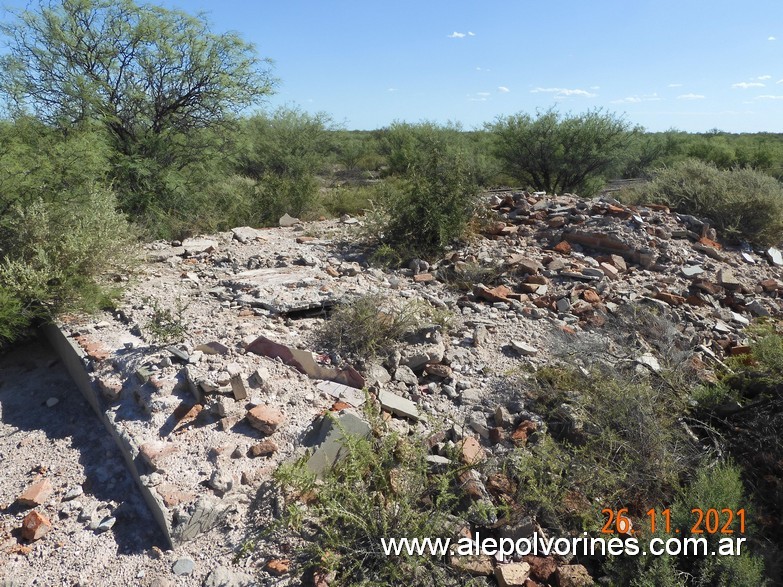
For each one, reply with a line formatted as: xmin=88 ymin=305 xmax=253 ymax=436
xmin=270 ymin=414 xmax=474 ymax=586
xmin=488 ymin=107 xmax=636 ymax=195
xmin=320 ymin=294 xmax=444 ymax=360
xmin=381 ymin=144 xmax=479 ymax=259
xmin=621 ymin=159 xmax=783 ymax=246
xmin=0 ymin=120 xmax=136 ymax=342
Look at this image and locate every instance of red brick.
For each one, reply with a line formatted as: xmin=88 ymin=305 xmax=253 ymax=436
xmin=511 ymin=420 xmax=537 ymax=445
xmin=459 ymin=436 xmax=486 ymax=464
xmin=246 ymin=405 xmax=284 ymax=435
xmin=20 ymin=510 xmax=51 ymax=541
xmin=655 ymin=291 xmax=686 ymax=306
xmin=582 ymin=289 xmax=601 ymax=304
xmin=474 ymin=284 xmax=513 ymax=303
xmin=523 ymin=556 xmax=557 ymax=582
xmin=266 ymin=559 xmax=291 ymax=576
xmin=248 ymin=439 xmax=278 ymax=457
xmin=553 ymin=241 xmax=572 ymax=254
xmin=16 ymin=478 xmax=53 ymax=507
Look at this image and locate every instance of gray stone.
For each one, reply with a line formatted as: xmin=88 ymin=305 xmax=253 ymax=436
xmin=172 ymin=558 xmax=195 ymax=576
xmin=203 ymin=566 xmax=255 ymax=587
xmin=229 ymin=375 xmax=247 ymax=401
xmin=713 ymin=319 xmax=733 ymax=334
xmin=231 ymin=226 xmax=263 ymax=244
xmin=636 ymin=353 xmax=661 ymax=372
xmin=95 ymin=516 xmax=116 ymax=533
xmin=746 ymin=300 xmax=770 ymax=317
xmin=278 ymin=213 xmax=300 ymax=227
xmin=378 ymin=390 xmax=420 ymax=420
xmin=681 ymin=265 xmax=704 ymax=278
xmin=741 ymin=252 xmax=756 ymax=264
xmin=510 ymin=340 xmax=538 ymax=356
xmin=766 ymin=247 xmax=783 ymax=266
xmin=182 ymin=238 xmax=217 ymax=255
xmin=394 ymin=365 xmax=419 ymax=386
xmin=306 ymin=413 xmax=371 ymax=477
xmin=316 ymin=380 xmax=366 ymax=407
xmin=730 ymin=311 xmax=750 ymax=326
xmin=581 ymin=267 xmax=604 ymax=278
xmin=717 ymin=269 xmax=742 ymax=290
xmin=208 ymin=469 xmax=233 ymax=494
xmin=556 ymin=298 xmax=571 ymax=313
xmin=499 ymin=516 xmax=536 ymax=542
xmin=425 ymin=455 xmax=452 ymax=469
xmin=460 ymin=388 xmax=482 ymax=405
xmin=365 ymin=363 xmax=392 ymax=387
xmin=173 ymin=497 xmax=224 ymax=542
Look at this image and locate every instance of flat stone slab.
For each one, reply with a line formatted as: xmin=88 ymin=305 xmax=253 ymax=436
xmin=223 ymin=267 xmax=337 ymax=313
xmin=306 ymin=413 xmax=371 ymax=477
xmin=378 ymin=390 xmax=420 ymax=420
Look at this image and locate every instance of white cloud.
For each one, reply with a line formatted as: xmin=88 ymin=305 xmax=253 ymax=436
xmin=678 ymin=93 xmax=706 ymax=100
xmin=387 ymin=88 xmax=398 ymax=92
xmin=610 ymin=93 xmax=661 ymax=105
xmin=590 ymin=86 xmax=600 ymax=90
xmin=477 ymin=92 xmax=491 ymax=97
xmin=732 ymin=82 xmax=765 ymax=89
xmin=758 ymin=75 xmax=772 ymax=80
xmin=448 ymin=31 xmax=466 ymax=38
xmin=468 ymin=31 xmax=476 ymax=36
xmin=756 ymin=94 xmax=783 ymax=100
xmin=468 ymin=97 xmax=488 ymax=102
xmin=498 ymin=86 xmax=510 ymax=93
xmin=531 ymin=87 xmax=597 ymax=98
xmin=667 ymin=83 xmax=683 ymax=88
xmin=769 ymin=36 xmax=777 ymax=41
xmin=777 ymin=79 xmax=783 ymax=84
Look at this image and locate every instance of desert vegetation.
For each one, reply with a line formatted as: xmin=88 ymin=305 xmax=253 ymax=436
xmin=1 ymin=1 xmax=783 ymax=585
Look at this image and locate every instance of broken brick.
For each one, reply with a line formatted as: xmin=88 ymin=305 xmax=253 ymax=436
xmin=248 ymin=439 xmax=278 ymax=458
xmin=246 ymin=405 xmax=285 ymax=435
xmin=16 ymin=478 xmax=53 ymax=507
xmin=20 ymin=510 xmax=51 ymax=541
xmin=266 ymin=559 xmax=291 ymax=576
xmin=553 ymin=241 xmax=572 ymax=255
xmin=582 ymin=289 xmax=601 ymax=304
xmin=460 ymin=436 xmax=486 ymax=464
xmin=655 ymin=291 xmax=686 ymax=306
xmin=413 ymin=273 xmax=435 ymax=283
xmin=511 ymin=420 xmax=537 ymax=445
xmin=473 ymin=284 xmax=513 ymax=303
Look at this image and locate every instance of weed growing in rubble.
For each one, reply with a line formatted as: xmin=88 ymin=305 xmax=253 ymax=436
xmin=320 ymin=293 xmax=449 ymax=359
xmin=271 ymin=413 xmax=476 ymax=586
xmin=144 ymin=296 xmax=188 ymax=344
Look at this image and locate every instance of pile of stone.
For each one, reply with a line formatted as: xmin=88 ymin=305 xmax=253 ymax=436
xmin=35 ymin=191 xmax=783 ymax=585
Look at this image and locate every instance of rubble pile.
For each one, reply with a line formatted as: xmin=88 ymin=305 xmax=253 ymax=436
xmin=37 ymin=190 xmax=783 ymax=584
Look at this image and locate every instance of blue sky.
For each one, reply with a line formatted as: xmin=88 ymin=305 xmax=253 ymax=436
xmin=10 ymin=0 xmax=783 ymax=132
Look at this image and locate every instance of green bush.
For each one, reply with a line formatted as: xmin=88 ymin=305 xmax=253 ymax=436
xmin=379 ymin=130 xmax=480 ymax=259
xmin=622 ymin=159 xmax=783 ymax=246
xmin=0 ymin=121 xmax=135 ymax=343
xmin=270 ymin=415 xmax=474 ymax=586
xmin=488 ymin=107 xmax=636 ymax=195
xmin=320 ymin=294 xmax=444 ymax=360
xmin=607 ymin=463 xmax=766 ymax=587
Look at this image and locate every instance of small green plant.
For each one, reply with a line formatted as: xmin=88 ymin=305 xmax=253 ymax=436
xmin=269 ymin=416 xmax=473 ymax=586
xmin=320 ymin=293 xmax=430 ymax=359
xmin=144 ymin=297 xmax=188 ymax=343
xmin=438 ymin=261 xmax=504 ymax=292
